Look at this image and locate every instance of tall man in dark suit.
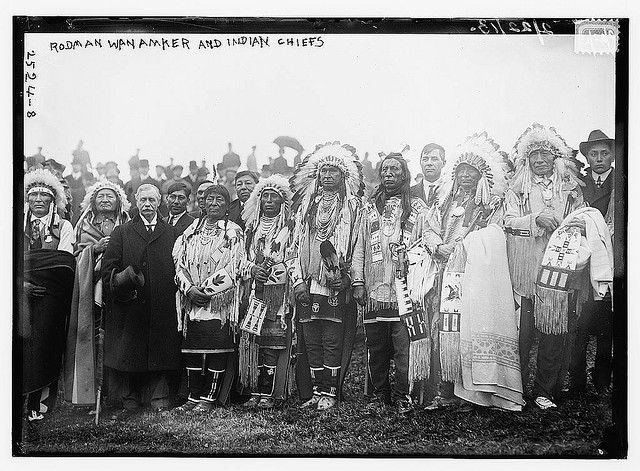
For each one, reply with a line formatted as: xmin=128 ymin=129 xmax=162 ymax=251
xmin=410 ymin=143 xmax=451 ymax=208
xmin=102 ymin=184 xmax=182 ymax=418
xmin=163 ymin=182 xmax=195 ymax=235
xmin=569 ymin=130 xmax=615 ymax=398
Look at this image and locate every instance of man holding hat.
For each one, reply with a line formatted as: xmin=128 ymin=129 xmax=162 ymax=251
xmin=101 ymin=184 xmax=182 ymax=418
xmin=568 ymin=130 xmax=615 ymax=398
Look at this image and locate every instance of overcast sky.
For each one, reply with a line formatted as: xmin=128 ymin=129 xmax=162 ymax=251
xmin=24 ymin=32 xmax=614 ymax=179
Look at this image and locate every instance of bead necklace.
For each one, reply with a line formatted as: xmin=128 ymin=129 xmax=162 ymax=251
xmin=315 ymin=192 xmax=340 ymax=241
xmin=258 ymin=215 xmax=278 ymax=239
xmin=199 ymin=219 xmax=220 ymax=245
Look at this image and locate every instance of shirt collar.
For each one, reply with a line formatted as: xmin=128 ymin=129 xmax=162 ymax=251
xmin=141 ymin=214 xmax=158 ymax=226
xmin=170 ymin=211 xmax=186 ymax=223
xmin=423 ymin=176 xmax=441 ymax=199
xmin=30 ymin=214 xmax=47 ymax=224
xmin=533 ymin=175 xmax=552 ymax=185
xmin=424 ymin=176 xmax=442 ymax=188
xmin=592 ymin=168 xmax=612 ymax=182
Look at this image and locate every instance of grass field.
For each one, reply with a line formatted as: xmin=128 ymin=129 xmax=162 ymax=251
xmin=16 ymin=333 xmax=617 ymax=457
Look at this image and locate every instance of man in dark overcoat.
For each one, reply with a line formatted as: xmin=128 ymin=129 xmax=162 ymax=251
xmin=102 ymin=183 xmax=181 ymax=417
xmin=568 ymin=129 xmax=615 ymax=397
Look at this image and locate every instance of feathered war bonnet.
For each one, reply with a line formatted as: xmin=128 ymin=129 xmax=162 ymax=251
xmin=24 ymin=168 xmax=67 ymax=209
xmin=450 ymin=132 xmax=508 ymax=205
xmin=81 ymin=180 xmax=131 ymax=214
xmin=74 ymin=180 xmax=131 ymax=234
xmin=290 ymin=141 xmax=365 ymax=218
xmin=242 ymin=174 xmax=293 ymax=232
xmin=509 ymin=122 xmax=581 ymax=199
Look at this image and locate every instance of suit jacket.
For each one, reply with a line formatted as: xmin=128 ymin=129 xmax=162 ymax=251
xmin=410 ymin=181 xmax=426 ymax=203
xmin=410 ymin=178 xmax=451 ymax=208
xmin=228 ymin=199 xmax=245 ymax=231
xmin=581 ymin=168 xmax=614 ymax=217
xmin=163 ymin=212 xmax=195 ymax=236
xmin=188 ymin=209 xmax=205 ymax=220
xmin=101 ymin=216 xmax=181 ymax=372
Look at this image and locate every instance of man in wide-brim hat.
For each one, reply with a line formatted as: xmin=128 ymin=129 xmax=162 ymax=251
xmin=578 ymin=129 xmax=615 ymax=218
xmin=568 ymin=129 xmax=615 ymax=398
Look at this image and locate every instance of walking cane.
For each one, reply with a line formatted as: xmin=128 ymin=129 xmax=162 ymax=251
xmin=94 ymin=311 xmax=105 ymax=425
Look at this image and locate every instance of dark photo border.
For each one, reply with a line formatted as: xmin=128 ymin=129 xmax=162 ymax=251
xmin=12 ymin=16 xmax=628 ymax=458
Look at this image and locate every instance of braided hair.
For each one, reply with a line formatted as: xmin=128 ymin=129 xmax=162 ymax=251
xmin=201 ymin=184 xmax=232 ymax=242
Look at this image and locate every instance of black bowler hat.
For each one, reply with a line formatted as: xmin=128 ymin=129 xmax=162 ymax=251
xmin=579 ymin=130 xmax=615 ymax=157
xmin=110 ymin=265 xmax=145 ymax=303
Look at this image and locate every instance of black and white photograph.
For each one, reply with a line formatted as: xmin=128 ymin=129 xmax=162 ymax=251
xmin=10 ymin=2 xmax=631 ymax=462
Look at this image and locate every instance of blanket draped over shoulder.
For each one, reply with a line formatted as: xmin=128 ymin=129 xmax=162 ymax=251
xmin=453 ymin=225 xmax=524 ymax=411
xmin=21 ymin=249 xmax=76 ymax=395
xmin=64 ymin=221 xmax=103 ymax=405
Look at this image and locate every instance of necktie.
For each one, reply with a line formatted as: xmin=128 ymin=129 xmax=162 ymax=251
xmin=31 ymin=220 xmax=42 ymax=249
xmin=147 ymin=225 xmax=154 ymax=235
xmin=427 ymin=184 xmax=436 ymax=206
xmin=596 ymin=176 xmax=603 ymax=188
xmin=169 ymin=216 xmax=175 ymax=226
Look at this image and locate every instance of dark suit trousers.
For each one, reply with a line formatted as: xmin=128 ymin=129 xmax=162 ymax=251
xmin=115 ymin=370 xmax=171 ymax=410
xmin=570 ymin=298 xmax=613 ymax=392
xmin=365 ymin=319 xmax=410 ymax=401
xmin=519 ymin=296 xmax=576 ymax=401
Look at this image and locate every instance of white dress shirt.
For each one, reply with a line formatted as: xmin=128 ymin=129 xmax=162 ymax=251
xmin=142 ymin=214 xmax=158 ymax=232
xmin=168 ymin=211 xmax=186 ymax=226
xmin=592 ymin=168 xmax=612 ymax=186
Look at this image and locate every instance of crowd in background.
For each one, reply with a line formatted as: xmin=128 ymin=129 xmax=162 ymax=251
xmin=20 ymin=126 xmax=616 ymax=424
